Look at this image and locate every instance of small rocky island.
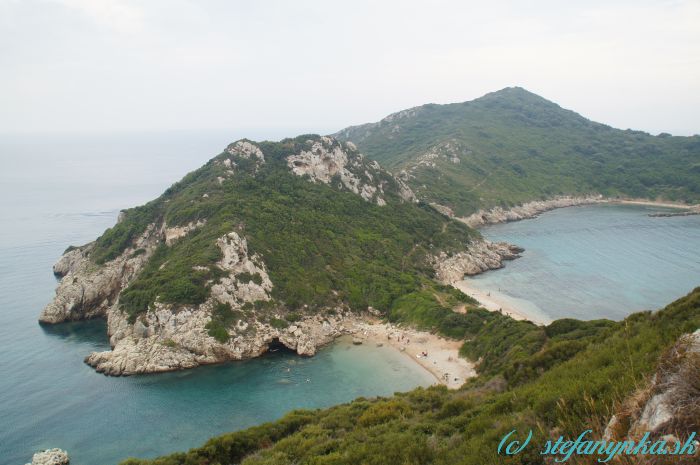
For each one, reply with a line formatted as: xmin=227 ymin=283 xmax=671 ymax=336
xmin=25 ymin=449 xmax=69 ymax=465
xmin=40 ymin=136 xmax=520 ymax=376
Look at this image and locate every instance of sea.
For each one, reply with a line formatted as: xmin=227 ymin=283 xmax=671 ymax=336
xmin=463 ymin=203 xmax=700 ymax=321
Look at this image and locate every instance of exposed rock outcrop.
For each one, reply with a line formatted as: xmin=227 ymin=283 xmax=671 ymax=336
xmin=79 ymin=229 xmax=349 ymax=376
xmin=459 ymin=195 xmax=604 ymax=228
xmin=432 ymin=240 xmax=524 ymax=284
xmin=211 ymin=231 xmax=273 ymax=305
xmin=604 ymin=330 xmax=700 ymax=455
xmin=85 ymin=307 xmax=348 ymax=376
xmin=286 ymin=136 xmax=416 ymax=205
xmin=164 ymin=220 xmax=206 ymax=246
xmin=39 ymin=223 xmax=160 ymax=324
xmin=25 ymin=448 xmax=69 ymax=465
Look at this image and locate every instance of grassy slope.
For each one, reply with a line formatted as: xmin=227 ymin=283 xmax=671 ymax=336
xmin=336 ymin=87 xmax=700 ymax=216
xmin=120 ymin=288 xmax=700 ymax=465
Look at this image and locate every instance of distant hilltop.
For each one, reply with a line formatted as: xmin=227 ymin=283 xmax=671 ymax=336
xmin=335 ymin=87 xmax=700 ymax=217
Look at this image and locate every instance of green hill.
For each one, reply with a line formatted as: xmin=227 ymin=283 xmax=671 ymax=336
xmin=42 ymin=135 xmax=514 ymax=375
xmin=96 ymin=135 xmax=476 ymax=322
xmin=336 ymin=87 xmax=700 ymax=216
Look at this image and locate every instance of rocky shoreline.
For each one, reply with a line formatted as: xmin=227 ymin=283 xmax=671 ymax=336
xmin=458 ymin=195 xmax=605 ymax=228
xmin=432 ymin=240 xmax=524 ymax=284
xmin=40 ymin=225 xmax=521 ymax=376
xmin=457 ymin=195 xmax=700 ymax=228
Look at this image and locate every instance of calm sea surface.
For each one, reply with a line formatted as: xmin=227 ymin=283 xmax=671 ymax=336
xmin=0 ymin=133 xmax=433 ymax=465
xmin=465 ymin=204 xmax=700 ymax=321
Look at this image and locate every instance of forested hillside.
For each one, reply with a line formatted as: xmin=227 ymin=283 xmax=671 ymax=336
xmin=336 ymin=87 xmax=700 ymax=216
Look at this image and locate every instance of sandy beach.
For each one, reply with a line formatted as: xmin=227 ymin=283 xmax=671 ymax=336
xmin=452 ymin=280 xmax=550 ymax=326
xmin=346 ymin=318 xmax=476 ymax=389
xmin=614 ymin=199 xmax=699 ymax=210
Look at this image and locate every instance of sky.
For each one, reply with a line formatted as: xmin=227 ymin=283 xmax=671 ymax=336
xmin=1 ymin=0 xmax=699 ymax=137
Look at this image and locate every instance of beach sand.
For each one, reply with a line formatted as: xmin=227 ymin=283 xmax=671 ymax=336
xmin=452 ymin=280 xmax=550 ymax=326
xmin=346 ymin=318 xmax=476 ymax=389
xmin=615 ymin=199 xmax=698 ymax=209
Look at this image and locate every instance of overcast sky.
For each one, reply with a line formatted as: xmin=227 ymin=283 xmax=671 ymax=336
xmin=1 ymin=0 xmax=699 ymax=137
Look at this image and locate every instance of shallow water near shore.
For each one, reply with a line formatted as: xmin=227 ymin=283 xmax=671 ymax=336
xmin=464 ymin=204 xmax=700 ymax=321
xmin=0 ymin=134 xmax=433 ymax=465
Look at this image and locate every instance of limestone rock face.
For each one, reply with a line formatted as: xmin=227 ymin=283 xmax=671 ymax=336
xmin=76 ymin=227 xmax=348 ymax=375
xmin=211 ymin=231 xmax=273 ymax=305
xmin=226 ymin=140 xmax=265 ymax=161
xmin=85 ymin=304 xmax=348 ymax=376
xmin=432 ymin=240 xmax=523 ymax=284
xmin=164 ymin=220 xmax=206 ymax=246
xmin=286 ymin=136 xmax=416 ymax=205
xmin=215 ymin=140 xmax=266 ymax=178
xmin=460 ymin=195 xmax=604 ymax=228
xmin=25 ymin=448 xmax=69 ymax=465
xmin=39 ymin=223 xmax=161 ymax=324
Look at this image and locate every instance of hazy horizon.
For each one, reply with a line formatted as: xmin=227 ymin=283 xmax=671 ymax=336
xmin=2 ymin=0 xmax=699 ymax=137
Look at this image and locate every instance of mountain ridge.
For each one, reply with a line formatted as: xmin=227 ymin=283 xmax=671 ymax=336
xmin=335 ymin=87 xmax=700 ymax=216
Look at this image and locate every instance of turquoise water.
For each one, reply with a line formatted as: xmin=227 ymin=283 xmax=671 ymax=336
xmin=467 ymin=204 xmax=700 ymax=321
xmin=0 ymin=134 xmax=433 ymax=465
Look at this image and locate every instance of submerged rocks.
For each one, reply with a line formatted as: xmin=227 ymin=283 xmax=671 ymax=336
xmin=460 ymin=195 xmax=604 ymax=228
xmin=432 ymin=240 xmax=524 ymax=284
xmin=25 ymin=448 xmax=69 ymax=465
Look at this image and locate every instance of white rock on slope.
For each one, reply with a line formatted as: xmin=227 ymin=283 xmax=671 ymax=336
xmin=286 ymin=136 xmax=416 ymax=205
xmin=164 ymin=220 xmax=206 ymax=246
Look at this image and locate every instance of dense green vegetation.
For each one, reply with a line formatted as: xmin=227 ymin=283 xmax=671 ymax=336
xmin=120 ymin=288 xmax=700 ymax=465
xmin=88 ymin=135 xmax=480 ymax=326
xmin=337 ymin=87 xmax=700 ymax=215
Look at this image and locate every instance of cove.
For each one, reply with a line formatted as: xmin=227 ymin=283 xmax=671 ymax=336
xmin=462 ymin=204 xmax=700 ymax=322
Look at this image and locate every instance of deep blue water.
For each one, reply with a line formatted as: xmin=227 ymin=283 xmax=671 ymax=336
xmin=0 ymin=134 xmax=433 ymax=465
xmin=466 ymin=204 xmax=700 ymax=321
